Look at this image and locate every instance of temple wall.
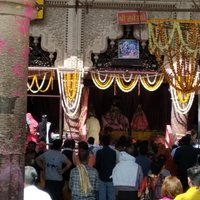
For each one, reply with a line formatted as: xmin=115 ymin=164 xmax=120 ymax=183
xmin=29 ymin=0 xmax=179 ymax=69
xmin=29 ymin=0 xmax=197 ymax=138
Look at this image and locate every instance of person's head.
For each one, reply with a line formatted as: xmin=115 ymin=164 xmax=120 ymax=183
xmin=157 ymin=154 xmax=167 ymax=166
xmin=78 ymin=141 xmax=89 ymax=164
xmin=152 ymin=142 xmax=159 ymax=154
xmin=63 ymin=139 xmax=75 ymax=149
xmin=101 ymin=134 xmax=111 ymax=146
xmin=26 ymin=141 xmax=36 ymax=153
xmin=125 ymin=143 xmax=135 ymax=157
xmin=78 ymin=149 xmax=90 ymax=164
xmin=161 ymin=176 xmax=183 ymax=199
xmin=51 ymin=139 xmax=62 ymax=150
xmin=118 ymin=135 xmax=130 ymax=148
xmin=138 ymin=141 xmax=148 ymax=155
xmin=36 ymin=141 xmax=46 ymax=153
xmin=41 ymin=114 xmax=48 ymax=123
xmin=78 ymin=141 xmax=89 ymax=151
xmin=151 ymin=154 xmax=167 ymax=175
xmin=24 ymin=166 xmax=38 ymax=186
xmin=187 ymin=165 xmax=200 ymax=187
xmin=87 ymin=137 xmax=95 ymax=145
xmin=115 ymin=140 xmax=125 ymax=151
xmin=181 ymin=134 xmax=191 ymax=146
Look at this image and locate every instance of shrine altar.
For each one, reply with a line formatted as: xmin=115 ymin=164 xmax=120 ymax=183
xmin=110 ymin=130 xmax=164 ymax=141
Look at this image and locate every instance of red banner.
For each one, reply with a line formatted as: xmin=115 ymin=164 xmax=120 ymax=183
xmin=117 ymin=11 xmax=147 ymax=25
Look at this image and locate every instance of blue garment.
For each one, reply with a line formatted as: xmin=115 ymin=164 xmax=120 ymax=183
xmin=136 ymin=155 xmax=152 ymax=176
xmin=95 ymin=146 xmax=116 ymax=182
xmin=99 ymin=180 xmax=116 ymax=200
xmin=96 ymin=146 xmax=116 ymax=200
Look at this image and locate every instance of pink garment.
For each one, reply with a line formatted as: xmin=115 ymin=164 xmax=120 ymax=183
xmin=26 ymin=113 xmax=39 ymax=143
xmin=161 ymin=197 xmax=172 ymax=200
xmin=102 ymin=111 xmax=129 ymax=130
xmin=131 ymin=108 xmax=149 ymax=131
xmin=78 ymin=87 xmax=89 ymax=131
xmin=26 ymin=133 xmax=38 ymax=143
xmin=26 ymin=113 xmax=38 ymax=128
xmin=165 ymin=125 xmax=175 ymax=148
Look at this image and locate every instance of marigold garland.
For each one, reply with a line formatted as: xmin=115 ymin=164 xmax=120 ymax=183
xmin=57 ymin=69 xmax=84 ymax=117
xmin=115 ymin=74 xmax=139 ymax=92
xmin=35 ymin=72 xmax=53 ymax=93
xmin=170 ymin=78 xmax=195 ymax=114
xmin=64 ymin=71 xmax=79 ymax=101
xmin=27 ymin=72 xmax=54 ymax=93
xmin=91 ymin=72 xmax=114 ymax=90
xmin=148 ymin=19 xmax=200 ymax=93
xmin=140 ymin=74 xmax=164 ymax=92
xmin=91 ymin=71 xmax=163 ymax=93
xmin=148 ymin=19 xmax=200 ymax=113
xmin=177 ymin=91 xmax=190 ymax=104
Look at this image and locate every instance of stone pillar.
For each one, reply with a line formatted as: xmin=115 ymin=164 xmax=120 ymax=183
xmin=171 ymin=104 xmax=188 ymax=143
xmin=63 ymin=0 xmax=84 ymax=137
xmin=170 ymin=1 xmax=191 ymax=143
xmin=0 ymin=1 xmax=36 ymax=199
xmin=65 ymin=0 xmax=83 ymax=58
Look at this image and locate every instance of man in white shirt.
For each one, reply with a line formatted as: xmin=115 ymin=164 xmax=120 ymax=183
xmin=24 ymin=166 xmax=52 ymax=200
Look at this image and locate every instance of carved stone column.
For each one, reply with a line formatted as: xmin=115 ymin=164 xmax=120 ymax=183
xmin=171 ymin=105 xmax=188 ymax=143
xmin=170 ymin=1 xmax=191 ymax=142
xmin=63 ymin=0 xmax=84 ymax=136
xmin=65 ymin=0 xmax=83 ymax=59
xmin=0 ymin=1 xmax=36 ymax=199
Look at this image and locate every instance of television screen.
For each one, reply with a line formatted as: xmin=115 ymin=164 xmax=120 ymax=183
xmin=118 ymin=39 xmax=139 ymax=59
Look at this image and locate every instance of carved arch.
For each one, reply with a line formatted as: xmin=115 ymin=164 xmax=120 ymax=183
xmin=84 ymin=23 xmax=123 ymax=70
xmin=29 ymin=27 xmax=64 ymax=67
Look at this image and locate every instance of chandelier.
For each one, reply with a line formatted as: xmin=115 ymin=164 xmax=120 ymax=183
xmin=148 ymin=19 xmax=200 ymax=113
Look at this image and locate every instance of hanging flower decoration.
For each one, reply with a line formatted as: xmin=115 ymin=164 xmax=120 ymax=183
xmin=57 ymin=69 xmax=84 ymax=117
xmin=140 ymin=73 xmax=164 ymax=92
xmin=27 ymin=71 xmax=54 ymax=93
xmin=116 ymin=74 xmax=139 ymax=92
xmin=91 ymin=71 xmax=114 ymax=90
xmin=64 ymin=71 xmax=79 ymax=101
xmin=91 ymin=71 xmax=164 ymax=93
xmin=148 ymin=19 xmax=200 ymax=93
xmin=170 ymin=77 xmax=195 ymax=114
xmin=148 ymin=19 xmax=200 ymax=113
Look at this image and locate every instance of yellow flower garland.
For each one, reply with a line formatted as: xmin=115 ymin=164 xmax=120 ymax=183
xmin=91 ymin=72 xmax=114 ymax=89
xmin=64 ymin=71 xmax=79 ymax=101
xmin=35 ymin=72 xmax=54 ymax=93
xmin=140 ymin=74 xmax=164 ymax=92
xmin=28 ymin=75 xmax=37 ymax=89
xmin=177 ymin=91 xmax=190 ymax=104
xmin=116 ymin=74 xmax=139 ymax=92
xmin=27 ymin=71 xmax=54 ymax=93
xmin=148 ymin=19 xmax=200 ymax=93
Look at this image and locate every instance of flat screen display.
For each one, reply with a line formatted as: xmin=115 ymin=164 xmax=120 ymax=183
xmin=118 ymin=39 xmax=139 ymax=59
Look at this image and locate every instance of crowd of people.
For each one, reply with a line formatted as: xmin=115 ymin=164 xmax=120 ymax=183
xmin=24 ymin=129 xmax=200 ymax=200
